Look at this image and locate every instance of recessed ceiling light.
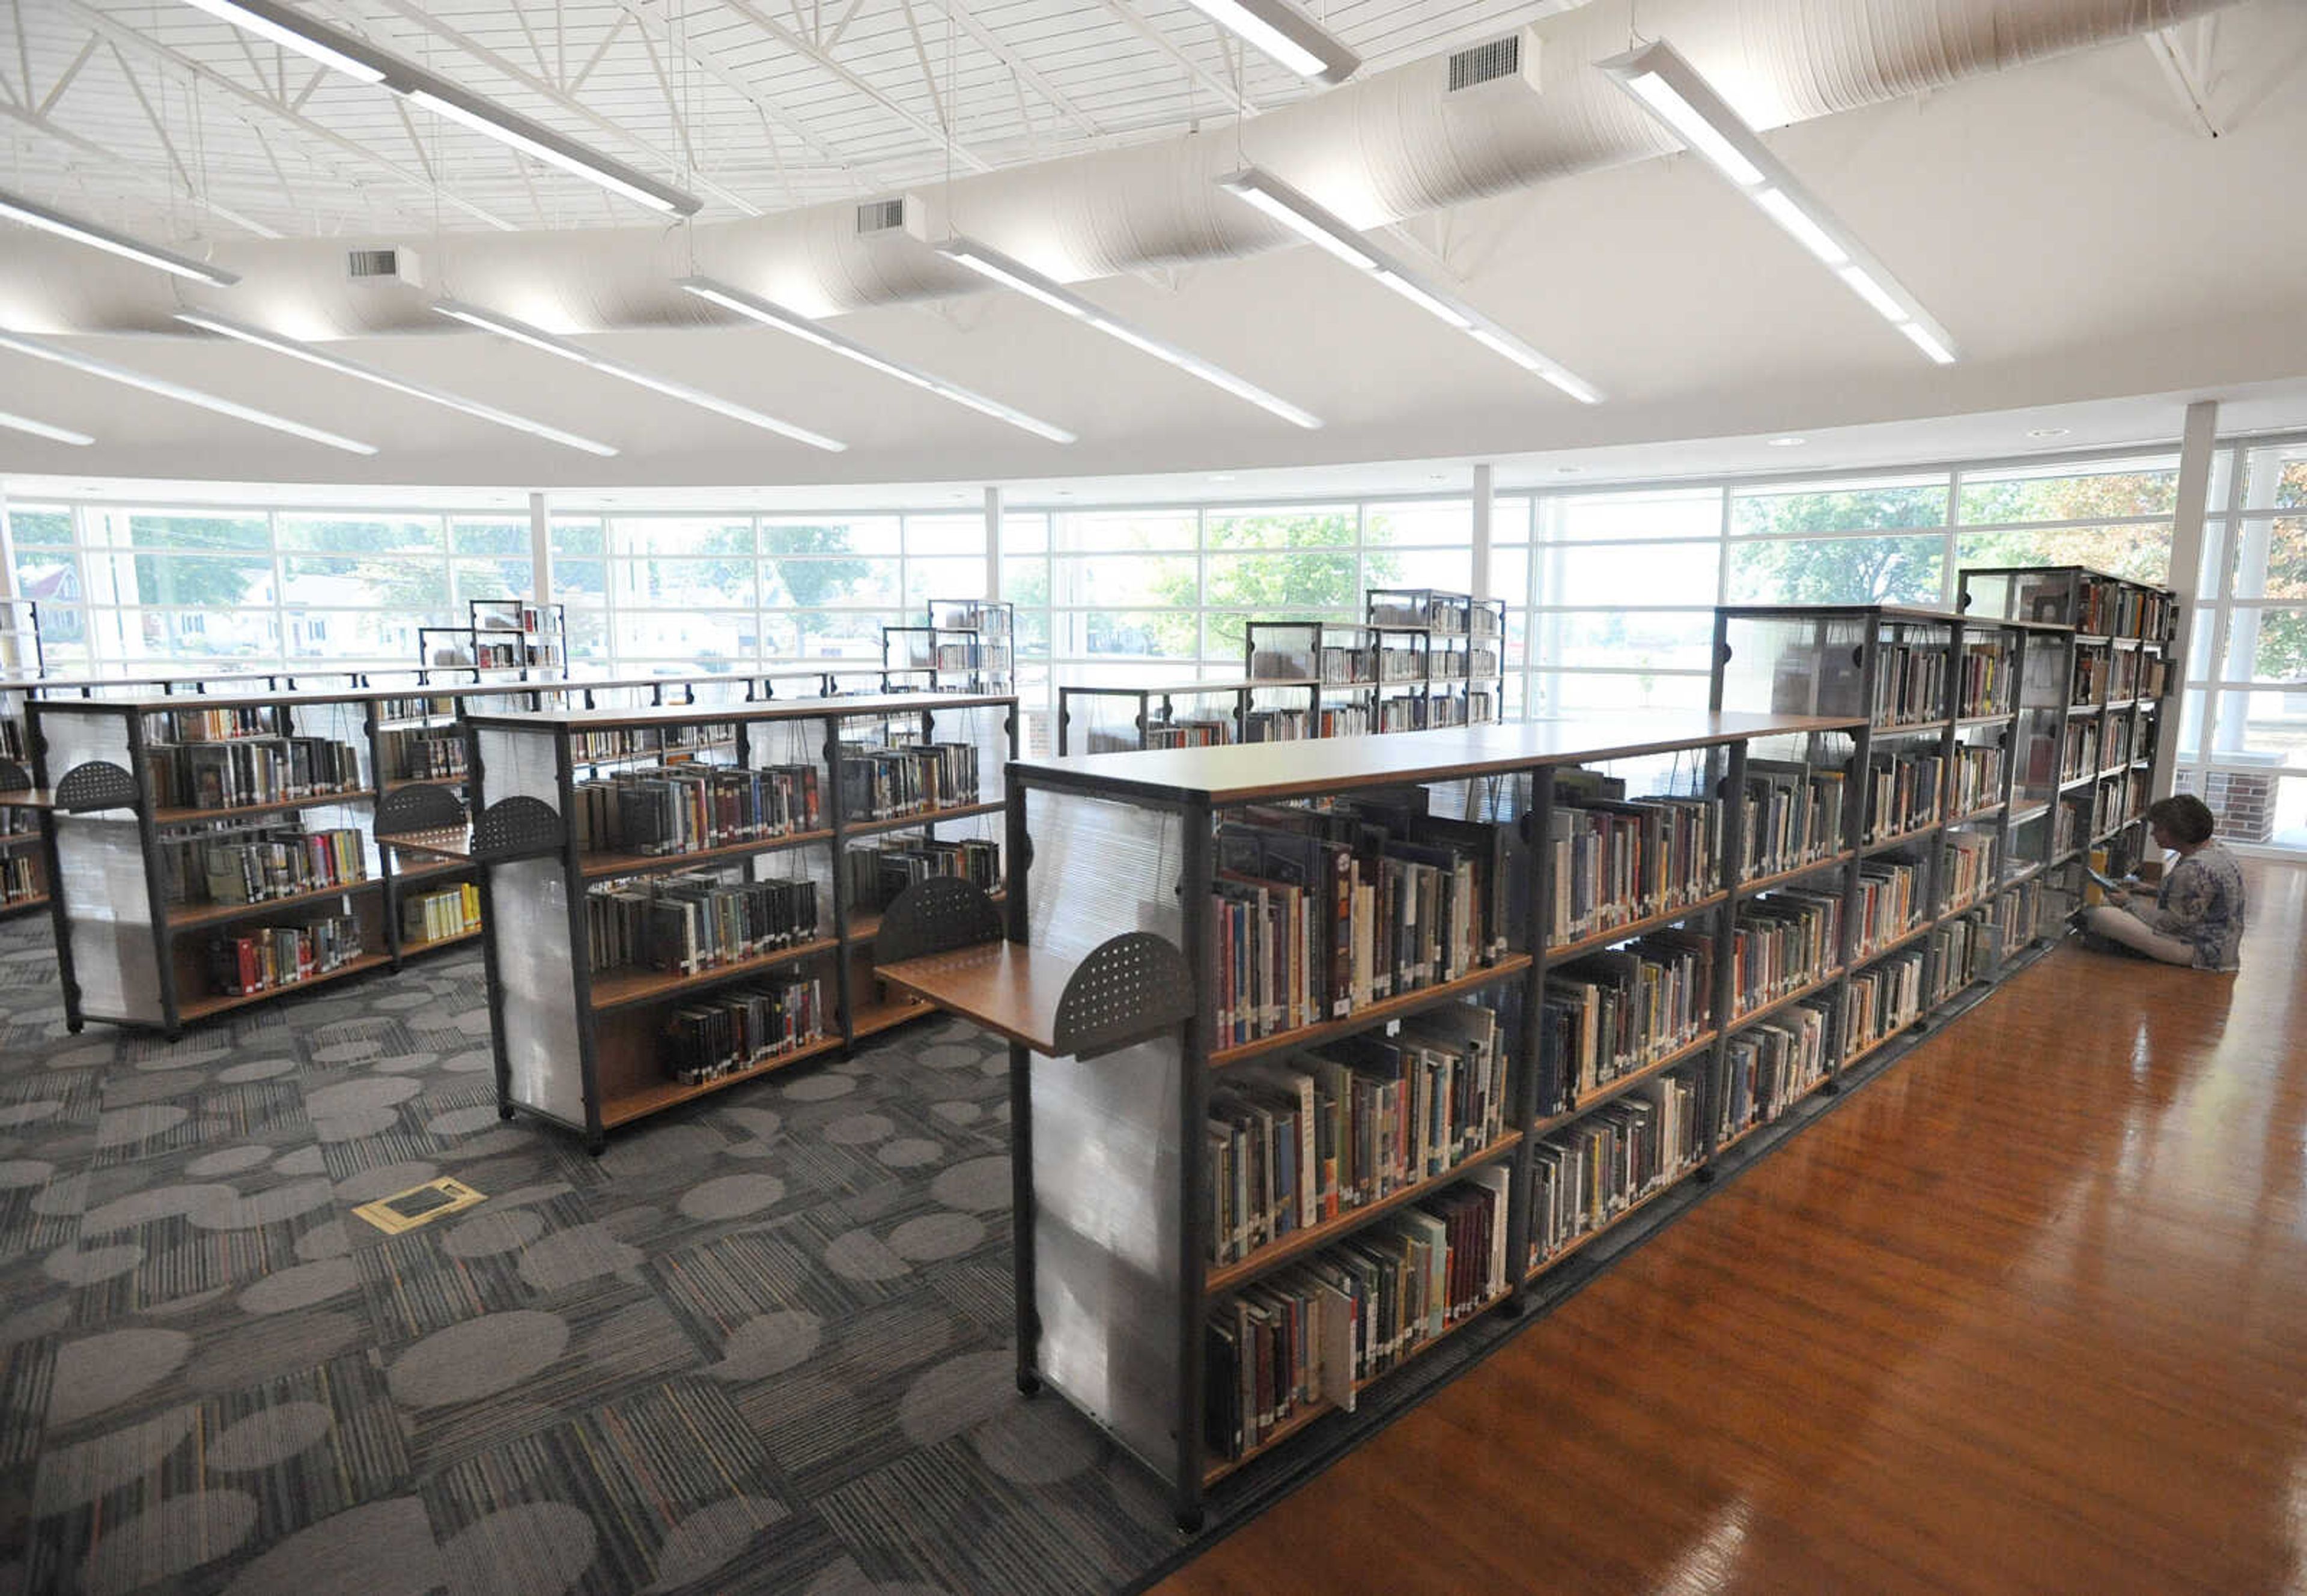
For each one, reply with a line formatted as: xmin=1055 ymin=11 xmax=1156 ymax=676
xmin=1429 ymin=472 xmax=1449 ymax=481
xmin=1209 ymin=473 xmax=1235 ymax=482
xmin=1767 ymin=436 xmax=1807 ymax=448
xmin=2028 ymin=426 xmax=2070 ymax=438
xmin=1554 ymin=466 xmax=1582 ymax=475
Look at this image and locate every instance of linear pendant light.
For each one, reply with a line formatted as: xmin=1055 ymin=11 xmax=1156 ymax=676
xmin=676 ymin=278 xmax=1074 ymax=445
xmin=165 ymin=0 xmax=699 ymax=216
xmin=0 ymin=411 xmax=94 ymax=446
xmin=174 ymin=311 xmax=618 ymax=457
xmin=932 ymin=238 xmax=1321 ymax=429
xmin=1175 ymin=0 xmax=1358 ymax=83
xmin=433 ymin=300 xmax=845 ymax=452
xmin=0 ymin=330 xmax=375 ymax=454
xmin=1217 ymin=167 xmax=1602 ymax=404
xmin=1599 ymin=40 xmax=1958 ymax=365
xmin=0 ymin=187 xmax=240 ymax=287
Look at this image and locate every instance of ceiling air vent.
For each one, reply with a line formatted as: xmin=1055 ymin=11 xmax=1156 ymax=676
xmin=856 ymin=198 xmax=906 ymax=235
xmin=346 ymin=247 xmax=423 ymax=288
xmin=1446 ymin=31 xmax=1538 ymax=94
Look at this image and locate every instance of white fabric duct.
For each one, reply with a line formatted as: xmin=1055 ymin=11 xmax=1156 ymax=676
xmin=0 ymin=0 xmax=2236 ymax=341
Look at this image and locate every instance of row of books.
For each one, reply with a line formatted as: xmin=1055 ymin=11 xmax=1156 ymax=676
xmin=1942 ymin=833 xmax=1994 ymax=911
xmin=1376 ymin=644 xmax=1429 ymax=683
xmin=1996 ymin=878 xmax=2043 ymax=948
xmin=1929 ymin=912 xmax=1992 ymax=1004
xmin=663 ymin=977 xmax=825 ymax=1086
xmin=0 ymin=718 xmax=28 ymax=762
xmin=1865 ymin=749 xmax=1943 ymax=840
xmin=2105 ymin=715 xmax=2138 ymax=771
xmin=144 ymin=705 xmax=277 ymax=744
xmin=836 ymin=741 xmax=979 ymax=821
xmin=2075 ymin=577 xmax=2172 ymax=640
xmin=573 ymin=726 xmax=726 ymax=765
xmin=2060 ymin=718 xmax=2100 ymax=783
xmin=572 ymin=764 xmax=822 ymax=857
xmin=387 ymin=733 xmax=466 ymax=782
xmin=1546 ymin=774 xmax=1718 ymax=944
xmin=1873 ymin=640 xmax=1949 ymax=727
xmin=2097 ymin=769 xmax=2148 ymax=835
xmin=1205 ymin=1002 xmax=1507 ymax=1267
xmin=1210 ymin=806 xmax=1505 ymax=1045
xmin=1957 ymin=639 xmax=2014 ymax=718
xmin=1854 ymin=858 xmax=1925 ymax=956
xmin=147 ymin=738 xmax=364 ymax=812
xmin=475 ymin=604 xmax=557 ymax=634
xmin=2071 ymin=648 xmax=2113 ymax=705
xmin=172 ymin=826 xmax=366 ymax=907
xmin=1527 ymin=1070 xmax=1702 ymax=1271
xmin=1843 ymin=947 xmax=1923 ymax=1060
xmin=1950 ymin=743 xmax=2005 ymax=815
xmin=1140 ymin=718 xmax=1230 ymax=751
xmin=2109 ymin=648 xmax=2144 ymax=701
xmin=1718 ymin=1000 xmax=1830 ymax=1142
xmin=1733 ymin=890 xmax=1842 ymax=1015
xmin=472 ymin=642 xmax=557 ymax=669
xmin=845 ymin=836 xmax=999 ymax=913
xmin=588 ymin=872 xmax=820 ymax=976
xmin=1368 ymin=593 xmax=1474 ymax=633
xmin=1542 ymin=936 xmax=1710 ymax=1114
xmin=1 ymin=854 xmax=37 ymax=905
xmin=207 ymin=915 xmax=365 ymax=997
xmin=377 ymin=695 xmax=456 ymax=726
xmin=2138 ymin=654 xmax=2172 ymax=699
xmin=1740 ymin=761 xmax=1847 ymax=880
xmin=1203 ymin=1168 xmax=1511 ymax=1463
xmin=401 ymin=882 xmax=479 ymax=946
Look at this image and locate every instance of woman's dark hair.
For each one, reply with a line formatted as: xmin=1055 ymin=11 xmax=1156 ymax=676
xmin=2145 ymin=794 xmax=2216 ymax=846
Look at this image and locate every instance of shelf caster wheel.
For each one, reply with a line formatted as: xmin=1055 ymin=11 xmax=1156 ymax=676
xmin=66 ymin=1019 xmax=84 ymax=1034
xmin=586 ymin=1138 xmax=606 ymax=1158
xmin=1495 ymin=1293 xmax=1525 ymax=1320
xmin=1174 ymin=1508 xmax=1205 ymax=1536
xmin=1818 ymin=1079 xmax=1842 ymax=1096
xmin=1694 ymin=1165 xmax=1718 ymax=1185
xmin=498 ymin=1104 xmax=515 ymax=1121
xmin=1016 ymin=1371 xmax=1041 ymax=1398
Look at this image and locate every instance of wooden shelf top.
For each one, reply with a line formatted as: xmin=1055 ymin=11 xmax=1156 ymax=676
xmin=464 ymin=689 xmax=1015 ymax=734
xmin=1061 ymin=676 xmax=1318 ymax=699
xmin=380 ymin=826 xmax=475 ymax=863
xmin=601 ymin=1032 xmax=845 ymax=1125
xmin=153 ymin=788 xmax=374 ymax=826
xmin=844 ymin=799 xmax=1005 ymax=839
xmin=852 ymin=991 xmax=937 ymax=1039
xmin=589 ymin=935 xmax=839 ymax=1012
xmin=0 ymin=787 xmax=61 ymax=811
xmin=1211 ymin=954 xmax=1533 ymax=1070
xmin=1008 ymin=711 xmax=1864 ymax=806
xmin=19 ymin=669 xmax=825 ymax=719
xmin=1546 ymin=893 xmax=1727 ymax=962
xmin=875 ymin=939 xmax=1089 ymax=1054
xmin=166 ymin=875 xmax=380 ymax=932
xmin=1736 ymin=851 xmax=1856 ymax=899
xmin=178 ymin=948 xmax=394 ymax=1022
xmin=579 ymin=826 xmax=834 ymax=881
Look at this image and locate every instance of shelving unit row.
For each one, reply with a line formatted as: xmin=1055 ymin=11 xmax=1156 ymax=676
xmin=884 ymin=599 xmax=1016 ymax=694
xmin=404 ymin=688 xmax=1017 ymax=1145
xmin=863 ymin=707 xmax=2053 ymax=1531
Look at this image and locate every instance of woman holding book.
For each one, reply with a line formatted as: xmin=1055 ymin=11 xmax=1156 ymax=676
xmin=2080 ymin=795 xmax=2246 ymax=971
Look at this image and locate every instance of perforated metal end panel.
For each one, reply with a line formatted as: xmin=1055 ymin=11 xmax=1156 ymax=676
xmin=0 ymin=759 xmax=28 ymax=793
xmin=472 ymin=795 xmax=565 ymax=861
xmin=375 ymin=781 xmax=466 ymax=837
xmin=1052 ymin=931 xmax=1192 ymax=1059
xmin=873 ymin=875 xmax=1002 ymax=963
xmin=53 ymin=760 xmax=140 ymax=813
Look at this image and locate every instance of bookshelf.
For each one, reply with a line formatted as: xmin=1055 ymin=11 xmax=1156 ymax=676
xmin=418 ymin=599 xmax=568 ymax=680
xmin=1957 ymin=567 xmax=2179 ymax=885
xmin=1055 ymin=677 xmax=1324 ymax=754
xmin=883 ymin=600 xmax=1015 ymax=694
xmin=437 ymin=689 xmax=1015 ymax=1145
xmin=872 ymin=709 xmax=1873 ymax=1529
xmin=1367 ymin=588 xmax=1509 ymax=728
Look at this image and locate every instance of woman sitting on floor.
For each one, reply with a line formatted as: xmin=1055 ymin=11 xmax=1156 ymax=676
xmin=2080 ymin=794 xmax=2246 ymax=971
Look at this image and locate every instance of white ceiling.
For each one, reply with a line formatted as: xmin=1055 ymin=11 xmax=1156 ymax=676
xmin=0 ymin=0 xmax=2302 ymax=491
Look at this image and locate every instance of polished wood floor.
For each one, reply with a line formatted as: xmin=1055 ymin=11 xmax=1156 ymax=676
xmin=1160 ymin=861 xmax=2307 ymax=1596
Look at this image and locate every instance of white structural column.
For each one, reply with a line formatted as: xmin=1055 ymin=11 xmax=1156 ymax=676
xmin=0 ymin=484 xmax=19 ymax=676
xmin=1471 ymin=463 xmax=1494 ymax=602
xmin=528 ymin=491 xmax=553 ymax=604
xmin=984 ymin=485 xmax=1003 ymax=601
xmin=2157 ymin=398 xmax=2217 ymax=803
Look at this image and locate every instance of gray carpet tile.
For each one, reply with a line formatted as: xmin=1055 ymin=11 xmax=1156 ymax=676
xmin=0 ymin=912 xmax=1203 ymax=1595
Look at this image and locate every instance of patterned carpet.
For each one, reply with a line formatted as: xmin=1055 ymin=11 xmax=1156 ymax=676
xmin=0 ymin=911 xmax=1196 ymax=1596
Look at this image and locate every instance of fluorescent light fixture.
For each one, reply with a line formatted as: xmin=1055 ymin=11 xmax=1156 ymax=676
xmin=0 ymin=329 xmax=375 ymax=454
xmin=676 ymin=279 xmax=1074 ymax=445
xmin=174 ymin=311 xmax=618 ymax=457
xmin=0 ymin=411 xmax=93 ymax=446
xmin=1602 ymin=40 xmax=1960 ymax=366
xmin=404 ymin=88 xmax=696 ymax=216
xmin=176 ymin=0 xmax=388 ymax=83
xmin=0 ymin=187 xmax=240 ymax=286
xmin=1898 ymin=321 xmax=1957 ymax=365
xmin=434 ymin=299 xmax=844 ymax=452
xmin=1217 ymin=167 xmax=1600 ymax=403
xmin=1173 ymin=0 xmax=1358 ymax=83
xmin=166 ymin=0 xmax=699 ymax=216
xmin=1752 ymin=188 xmax=1847 ymax=266
xmin=934 ymin=238 xmax=1322 ymax=429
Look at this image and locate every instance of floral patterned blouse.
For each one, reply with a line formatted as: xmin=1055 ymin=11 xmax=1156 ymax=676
xmin=2155 ymin=842 xmax=2246 ymax=971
